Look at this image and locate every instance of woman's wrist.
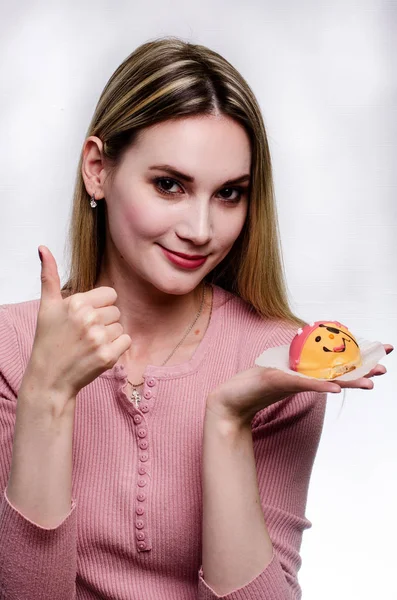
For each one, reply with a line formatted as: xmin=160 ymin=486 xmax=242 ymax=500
xmin=206 ymin=393 xmax=251 ymax=430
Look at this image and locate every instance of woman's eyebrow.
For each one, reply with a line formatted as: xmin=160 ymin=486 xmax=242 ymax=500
xmin=148 ymin=164 xmax=251 ymax=185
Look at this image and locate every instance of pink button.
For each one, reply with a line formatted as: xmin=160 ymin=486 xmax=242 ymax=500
xmin=138 ymin=466 xmax=146 ymax=475
xmin=138 ymin=542 xmax=147 ymax=550
xmin=147 ymin=378 xmax=156 ymax=387
xmin=137 ymin=492 xmax=146 ymax=501
xmin=136 ymin=519 xmax=144 ymax=529
xmin=138 ymin=440 xmax=148 ymax=450
xmin=137 ymin=531 xmax=145 ymax=541
xmin=138 ymin=479 xmax=147 ymax=487
xmin=140 ymin=453 xmax=148 ymax=462
xmin=143 ymin=390 xmax=152 ymax=399
xmin=140 ymin=404 xmax=149 ymax=413
xmin=136 ymin=506 xmax=144 ymax=515
xmin=138 ymin=429 xmax=147 ymax=438
xmin=133 ymin=415 xmax=142 ymax=424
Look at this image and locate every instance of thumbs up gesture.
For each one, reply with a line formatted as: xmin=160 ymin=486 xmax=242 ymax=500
xmin=24 ymin=246 xmax=132 ymax=412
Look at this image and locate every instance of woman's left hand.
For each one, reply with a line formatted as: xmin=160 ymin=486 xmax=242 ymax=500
xmin=206 ymin=344 xmax=394 ymax=427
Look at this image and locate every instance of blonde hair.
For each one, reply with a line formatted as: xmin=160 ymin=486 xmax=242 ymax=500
xmin=61 ymin=35 xmax=307 ymax=328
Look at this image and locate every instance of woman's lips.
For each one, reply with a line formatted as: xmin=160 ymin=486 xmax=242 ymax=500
xmin=159 ymin=246 xmax=208 ymax=269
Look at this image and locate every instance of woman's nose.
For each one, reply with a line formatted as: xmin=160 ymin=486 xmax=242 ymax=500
xmin=176 ymin=200 xmax=212 ymax=245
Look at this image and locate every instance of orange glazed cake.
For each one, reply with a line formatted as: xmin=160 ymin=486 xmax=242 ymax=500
xmin=289 ymin=320 xmax=362 ymax=379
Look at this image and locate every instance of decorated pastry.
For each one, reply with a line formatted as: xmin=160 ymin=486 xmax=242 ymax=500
xmin=289 ymin=320 xmax=362 ymax=379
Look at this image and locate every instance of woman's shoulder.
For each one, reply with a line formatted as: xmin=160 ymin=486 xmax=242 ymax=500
xmin=211 ymin=285 xmax=300 ymax=369
xmin=213 ymin=284 xmax=299 ymax=344
xmin=0 ymin=298 xmax=40 ymax=400
xmin=0 ymin=297 xmax=40 ymax=361
xmin=0 ymin=297 xmax=40 ymax=329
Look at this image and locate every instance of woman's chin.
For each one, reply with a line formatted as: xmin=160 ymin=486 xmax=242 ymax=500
xmin=138 ymin=275 xmax=204 ymax=297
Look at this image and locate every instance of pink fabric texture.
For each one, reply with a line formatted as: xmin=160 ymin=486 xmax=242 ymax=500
xmin=0 ymin=284 xmax=326 ymax=599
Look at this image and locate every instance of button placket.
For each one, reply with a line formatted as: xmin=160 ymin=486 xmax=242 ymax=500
xmin=141 ymin=377 xmax=156 ymax=407
xmin=136 ymin=519 xmax=145 ymax=529
xmin=132 ymin=378 xmax=158 ymax=553
xmin=135 ymin=455 xmax=151 ymax=550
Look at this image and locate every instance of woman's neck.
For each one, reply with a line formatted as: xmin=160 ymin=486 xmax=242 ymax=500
xmin=93 ymin=275 xmax=212 ymax=365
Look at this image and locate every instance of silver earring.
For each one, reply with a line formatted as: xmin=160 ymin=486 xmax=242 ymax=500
xmin=90 ymin=193 xmax=97 ymax=208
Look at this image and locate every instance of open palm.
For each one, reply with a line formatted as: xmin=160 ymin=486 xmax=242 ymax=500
xmin=207 ymin=344 xmax=394 ymax=426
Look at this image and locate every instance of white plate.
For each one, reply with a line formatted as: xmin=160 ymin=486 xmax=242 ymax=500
xmin=254 ymin=337 xmax=386 ymax=381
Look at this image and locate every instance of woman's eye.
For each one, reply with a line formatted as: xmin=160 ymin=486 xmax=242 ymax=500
xmin=154 ymin=177 xmax=182 ymax=195
xmin=153 ymin=176 xmax=245 ymax=203
xmin=219 ymin=187 xmax=244 ymax=203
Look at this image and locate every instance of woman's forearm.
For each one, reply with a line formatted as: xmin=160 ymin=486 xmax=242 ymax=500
xmin=201 ymin=402 xmax=273 ymax=596
xmin=6 ymin=374 xmax=76 ymax=529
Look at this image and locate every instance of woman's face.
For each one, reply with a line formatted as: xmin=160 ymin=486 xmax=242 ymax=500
xmin=98 ymin=114 xmax=251 ymax=295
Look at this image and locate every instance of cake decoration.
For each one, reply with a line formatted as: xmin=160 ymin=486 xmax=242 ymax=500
xmin=289 ymin=320 xmax=362 ymax=379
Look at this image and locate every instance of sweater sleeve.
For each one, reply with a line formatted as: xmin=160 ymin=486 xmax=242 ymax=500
xmin=0 ymin=305 xmax=78 ymax=600
xmin=197 ymin=388 xmax=327 ymax=600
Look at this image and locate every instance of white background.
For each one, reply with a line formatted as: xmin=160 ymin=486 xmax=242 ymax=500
xmin=1 ymin=1 xmax=396 ymax=598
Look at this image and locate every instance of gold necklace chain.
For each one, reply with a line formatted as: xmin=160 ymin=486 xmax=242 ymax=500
xmin=127 ymin=284 xmax=207 ymax=402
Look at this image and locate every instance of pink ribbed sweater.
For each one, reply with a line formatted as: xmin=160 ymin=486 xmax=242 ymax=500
xmin=0 ymin=284 xmax=326 ymax=600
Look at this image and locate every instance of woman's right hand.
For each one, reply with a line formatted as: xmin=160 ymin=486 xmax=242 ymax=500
xmin=22 ymin=245 xmax=132 ymax=409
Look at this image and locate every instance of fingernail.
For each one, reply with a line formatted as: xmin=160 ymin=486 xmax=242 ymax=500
xmin=38 ymin=247 xmax=43 ymax=263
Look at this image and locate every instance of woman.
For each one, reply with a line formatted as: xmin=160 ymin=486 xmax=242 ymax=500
xmin=0 ymin=36 xmax=392 ymax=600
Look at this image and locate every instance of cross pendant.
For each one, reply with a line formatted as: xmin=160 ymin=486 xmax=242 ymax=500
xmin=131 ymin=389 xmax=141 ymax=409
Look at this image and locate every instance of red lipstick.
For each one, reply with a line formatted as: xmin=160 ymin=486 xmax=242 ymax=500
xmin=160 ymin=246 xmax=208 ymax=269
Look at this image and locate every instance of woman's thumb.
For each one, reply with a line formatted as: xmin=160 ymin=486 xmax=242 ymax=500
xmin=38 ymin=245 xmax=63 ymax=304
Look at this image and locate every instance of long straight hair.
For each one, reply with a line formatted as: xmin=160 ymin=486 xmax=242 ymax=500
xmin=60 ymin=36 xmax=307 ymax=328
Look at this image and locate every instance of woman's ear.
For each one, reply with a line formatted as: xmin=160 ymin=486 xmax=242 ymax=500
xmin=81 ymin=136 xmax=107 ymax=199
